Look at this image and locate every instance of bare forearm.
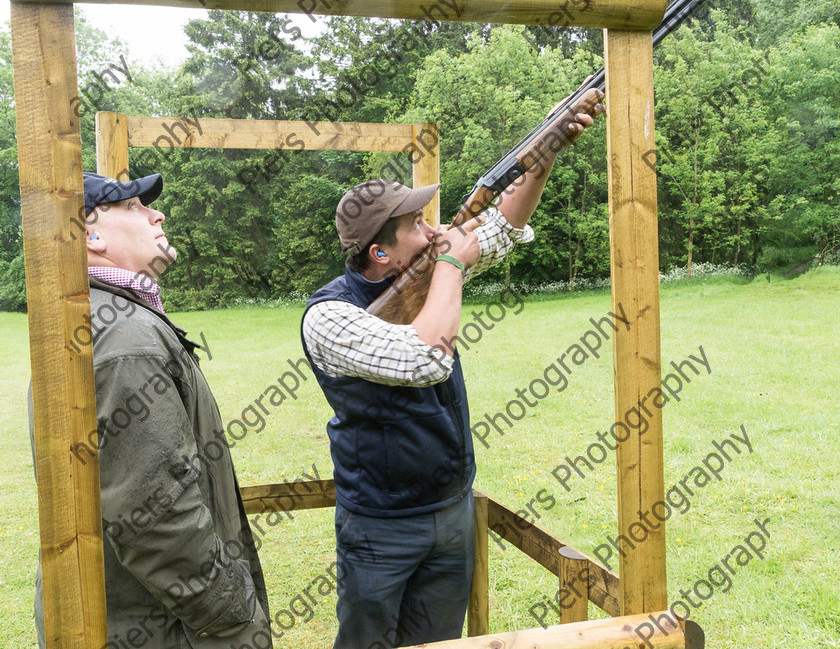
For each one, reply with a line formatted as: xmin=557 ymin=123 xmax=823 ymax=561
xmin=497 ymin=97 xmax=603 ymax=229
xmin=495 ymin=153 xmax=558 ymax=229
xmin=412 ymin=262 xmax=463 ymax=355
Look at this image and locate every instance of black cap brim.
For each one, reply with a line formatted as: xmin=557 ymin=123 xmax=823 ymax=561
xmin=83 ymin=172 xmax=163 ymax=216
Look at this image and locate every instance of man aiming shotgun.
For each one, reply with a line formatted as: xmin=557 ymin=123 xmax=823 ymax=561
xmin=367 ymin=0 xmax=709 ymax=325
xmin=301 ymin=86 xmax=604 ymax=646
xmin=300 ymin=1 xmax=707 ymax=644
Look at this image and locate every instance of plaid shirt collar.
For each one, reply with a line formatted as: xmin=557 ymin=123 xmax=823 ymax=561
xmin=88 ymin=266 xmax=166 ymax=313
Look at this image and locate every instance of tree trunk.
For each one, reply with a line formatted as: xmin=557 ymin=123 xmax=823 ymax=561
xmin=567 ymin=202 xmax=573 ymax=286
xmin=687 ymin=212 xmax=694 ymax=279
xmin=687 ymin=128 xmax=698 ymax=280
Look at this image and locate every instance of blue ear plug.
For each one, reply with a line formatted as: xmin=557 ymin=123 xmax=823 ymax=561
xmin=376 ymin=251 xmax=387 ymax=258
xmin=90 ymin=233 xmax=100 ymax=240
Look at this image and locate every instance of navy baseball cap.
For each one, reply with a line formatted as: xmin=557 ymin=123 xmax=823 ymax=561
xmin=83 ymin=172 xmax=163 ymax=216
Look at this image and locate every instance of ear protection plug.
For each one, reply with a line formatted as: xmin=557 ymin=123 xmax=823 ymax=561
xmin=376 ymin=251 xmax=387 ymax=258
xmin=89 ymin=233 xmax=100 ymax=240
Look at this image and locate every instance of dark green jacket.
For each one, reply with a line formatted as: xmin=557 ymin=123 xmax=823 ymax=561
xmin=34 ymin=278 xmax=271 ymax=648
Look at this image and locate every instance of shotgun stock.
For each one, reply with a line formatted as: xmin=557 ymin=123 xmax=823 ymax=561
xmin=366 ymin=0 xmax=708 ymax=325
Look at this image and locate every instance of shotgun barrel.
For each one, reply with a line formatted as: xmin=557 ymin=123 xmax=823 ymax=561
xmin=368 ymin=0 xmax=709 ymax=324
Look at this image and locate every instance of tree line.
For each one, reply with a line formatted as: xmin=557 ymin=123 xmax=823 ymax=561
xmin=0 ymin=0 xmax=837 ymax=310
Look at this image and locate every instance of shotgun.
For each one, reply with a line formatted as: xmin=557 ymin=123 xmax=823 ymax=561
xmin=368 ymin=0 xmax=709 ymax=324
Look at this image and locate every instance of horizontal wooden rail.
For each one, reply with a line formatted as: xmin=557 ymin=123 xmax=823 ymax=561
xmin=241 ymin=479 xmax=335 ymax=513
xmin=486 ymin=497 xmax=620 ymax=617
xmin=401 ymin=611 xmax=704 ymax=648
xmin=96 ymin=112 xmax=441 ymax=224
xmin=240 ymin=480 xmax=620 ymax=618
xmin=16 ymin=0 xmax=668 ymax=31
xmin=125 ymin=115 xmax=417 ymax=151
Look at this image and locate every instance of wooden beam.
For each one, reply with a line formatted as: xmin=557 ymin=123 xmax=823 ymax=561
xmin=604 ymin=28 xmax=667 ymax=615
xmin=10 ymin=2 xmax=107 ymax=648
xmin=126 ymin=116 xmax=415 ymax=152
xmin=95 ymin=111 xmax=129 ymax=179
xmin=412 ymin=122 xmax=441 ymax=227
xmin=240 ymin=479 xmax=336 ymax=514
xmin=467 ymin=492 xmax=489 ymax=636
xmin=486 ymin=498 xmax=619 ymax=617
xmin=15 ymin=0 xmax=669 ymax=30
xmin=401 ymin=611 xmax=704 ymax=649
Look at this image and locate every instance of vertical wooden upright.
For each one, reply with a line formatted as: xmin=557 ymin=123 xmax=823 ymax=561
xmin=412 ymin=122 xmax=440 ymax=226
xmin=467 ymin=492 xmax=489 ymax=636
xmin=95 ymin=111 xmax=130 ymax=179
xmin=10 ymin=3 xmax=108 ymax=648
xmin=558 ymin=546 xmax=590 ymax=623
xmin=603 ymin=29 xmax=667 ymax=615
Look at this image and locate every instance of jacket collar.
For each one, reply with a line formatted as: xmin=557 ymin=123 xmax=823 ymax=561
xmin=88 ymin=276 xmax=203 ymax=356
xmin=344 ymin=266 xmax=396 ymax=308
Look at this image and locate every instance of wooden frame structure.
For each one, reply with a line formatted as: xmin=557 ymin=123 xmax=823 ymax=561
xmin=95 ymin=112 xmax=441 ymax=225
xmin=11 ymin=0 xmax=703 ymax=646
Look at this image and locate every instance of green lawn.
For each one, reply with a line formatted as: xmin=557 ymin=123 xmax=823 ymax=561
xmin=1 ymin=267 xmax=838 ymax=648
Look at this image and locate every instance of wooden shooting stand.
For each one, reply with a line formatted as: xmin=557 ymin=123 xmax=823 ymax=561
xmin=11 ymin=0 xmax=703 ymax=646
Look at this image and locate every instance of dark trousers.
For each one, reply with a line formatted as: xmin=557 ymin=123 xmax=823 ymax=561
xmin=333 ymin=493 xmax=475 ymax=649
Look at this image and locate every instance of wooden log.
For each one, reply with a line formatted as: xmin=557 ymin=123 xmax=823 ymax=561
xmin=126 ymin=116 xmax=415 ymax=152
xmin=467 ymin=492 xmax=489 ymax=636
xmin=95 ymin=111 xmax=129 ymax=179
xmin=603 ymin=28 xmax=667 ymax=615
xmin=400 ymin=610 xmax=704 ymax=648
xmin=14 ymin=0 xmax=668 ymax=30
xmin=558 ymin=546 xmax=589 ymax=623
xmin=10 ymin=2 xmax=108 ymax=647
xmin=486 ymin=498 xmax=619 ymax=617
xmin=411 ymin=122 xmax=440 ymax=227
xmin=240 ymin=479 xmax=336 ymax=514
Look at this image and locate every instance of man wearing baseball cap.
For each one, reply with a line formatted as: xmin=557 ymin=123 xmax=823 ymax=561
xmin=32 ymin=172 xmax=272 ymax=648
xmin=302 ymin=102 xmax=603 ymax=647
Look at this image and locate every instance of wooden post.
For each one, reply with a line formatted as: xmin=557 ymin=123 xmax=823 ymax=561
xmin=467 ymin=492 xmax=489 ymax=636
xmin=558 ymin=546 xmax=589 ymax=623
xmin=10 ymin=3 xmax=107 ymax=648
xmin=95 ymin=111 xmax=130 ymax=179
xmin=604 ymin=29 xmax=667 ymax=615
xmin=412 ymin=122 xmax=440 ymax=227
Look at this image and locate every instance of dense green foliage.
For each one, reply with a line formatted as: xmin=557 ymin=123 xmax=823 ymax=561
xmin=0 ymin=1 xmax=837 ymax=310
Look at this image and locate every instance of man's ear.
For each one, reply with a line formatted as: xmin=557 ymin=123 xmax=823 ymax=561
xmin=369 ymin=245 xmax=389 ymax=265
xmin=86 ymin=228 xmax=105 ymax=255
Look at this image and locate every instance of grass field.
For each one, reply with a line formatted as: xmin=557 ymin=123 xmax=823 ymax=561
xmin=1 ymin=267 xmax=838 ymax=648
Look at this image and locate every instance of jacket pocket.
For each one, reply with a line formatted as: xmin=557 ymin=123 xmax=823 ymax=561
xmin=381 ymin=411 xmax=460 ymax=494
